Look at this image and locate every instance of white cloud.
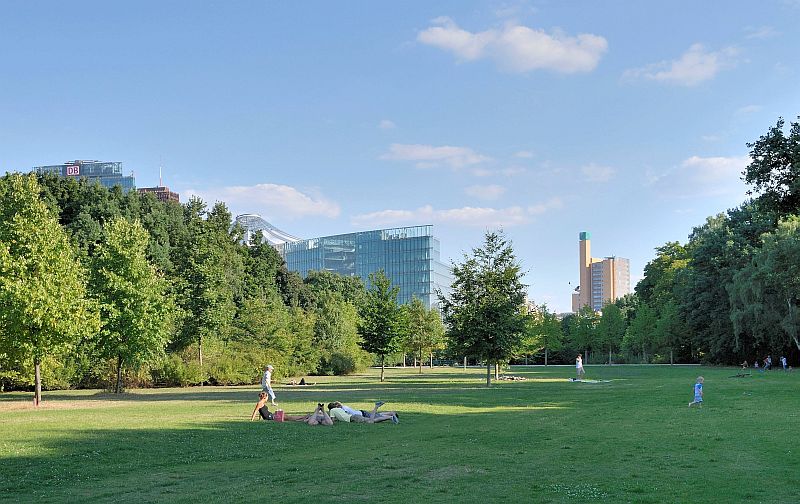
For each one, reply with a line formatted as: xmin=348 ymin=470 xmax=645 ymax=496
xmin=736 ymin=104 xmax=762 ymax=115
xmin=647 ymin=155 xmax=750 ymax=199
xmin=184 ymin=183 xmax=340 ymax=220
xmin=623 ymin=43 xmax=738 ymax=86
xmin=352 ymin=199 xmax=561 ymax=229
xmin=418 ymin=17 xmax=607 ymax=74
xmin=745 ymin=26 xmax=779 ymax=39
xmin=465 ymin=184 xmax=507 ymax=200
xmin=514 ymin=150 xmax=535 ymax=158
xmin=380 ymin=143 xmax=491 ymax=169
xmin=378 ymin=119 xmax=396 ymax=130
xmin=581 ymin=163 xmax=616 ymax=182
xmin=528 ymin=197 xmax=563 ymax=215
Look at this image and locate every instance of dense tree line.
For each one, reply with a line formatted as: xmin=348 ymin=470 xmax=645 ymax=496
xmin=0 ymin=173 xmax=445 ymax=396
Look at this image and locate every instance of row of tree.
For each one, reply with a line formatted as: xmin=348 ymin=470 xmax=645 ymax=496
xmin=1 ymin=116 xmax=798 ymax=398
xmin=0 ymin=173 xmax=447 ymax=401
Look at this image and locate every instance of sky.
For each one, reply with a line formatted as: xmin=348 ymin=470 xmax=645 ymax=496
xmin=2 ymin=1 xmax=800 ymax=312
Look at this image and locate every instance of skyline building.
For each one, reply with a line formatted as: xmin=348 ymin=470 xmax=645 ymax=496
xmin=235 ymin=214 xmax=302 ymax=247
xmin=32 ymin=160 xmax=136 ymax=193
xmin=279 ymin=224 xmax=452 ymax=309
xmin=137 ymin=168 xmax=179 ymax=203
xmin=138 ymin=186 xmax=180 ymax=203
xmin=571 ymin=231 xmax=630 ymax=312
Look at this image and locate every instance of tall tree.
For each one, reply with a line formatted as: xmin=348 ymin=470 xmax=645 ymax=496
xmin=623 ymin=304 xmax=657 ymax=362
xmin=173 ymin=198 xmax=238 ymax=370
xmin=358 ymin=270 xmax=403 ymax=381
xmin=596 ymin=304 xmax=626 ymax=364
xmin=439 ymin=231 xmax=526 ymax=387
xmin=0 ymin=174 xmax=99 ymax=405
xmin=522 ymin=304 xmax=562 ymax=366
xmin=731 ymin=216 xmax=800 ymax=351
xmin=569 ymin=305 xmax=599 ymax=363
xmin=91 ymin=217 xmax=173 ymax=393
xmin=742 ymin=116 xmax=800 ymax=218
xmin=403 ymin=297 xmax=445 ymax=374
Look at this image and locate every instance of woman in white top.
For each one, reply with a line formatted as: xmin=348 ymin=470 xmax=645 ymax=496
xmin=576 ymin=354 xmax=585 ymax=380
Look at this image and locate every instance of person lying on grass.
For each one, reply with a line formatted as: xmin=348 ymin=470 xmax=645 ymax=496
xmin=250 ymin=393 xmax=332 ymax=425
xmin=327 ymin=401 xmax=399 ymax=424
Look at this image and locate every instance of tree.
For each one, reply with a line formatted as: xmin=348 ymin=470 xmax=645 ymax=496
xmin=0 ymin=174 xmax=99 ymax=405
xmin=358 ymin=270 xmax=403 ymax=381
xmin=569 ymin=305 xmax=599 ymax=363
xmin=596 ymin=303 xmax=626 ymax=364
xmin=403 ymin=297 xmax=446 ymax=374
xmin=623 ymin=304 xmax=657 ymax=362
xmin=313 ymin=291 xmax=367 ymax=375
xmin=743 ymin=116 xmax=800 ymax=218
xmin=439 ymin=231 xmax=526 ymax=387
xmin=653 ymin=300 xmax=686 ymax=365
xmin=91 ymin=217 xmax=173 ymax=393
xmin=731 ymin=216 xmax=800 ymax=351
xmin=522 ymin=304 xmax=562 ymax=365
xmin=173 ymin=198 xmax=238 ymax=371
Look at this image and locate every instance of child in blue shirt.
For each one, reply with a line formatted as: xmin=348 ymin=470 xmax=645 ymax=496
xmin=688 ymin=376 xmax=704 ymax=407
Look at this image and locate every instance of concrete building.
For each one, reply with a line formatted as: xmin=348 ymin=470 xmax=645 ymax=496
xmin=138 ymin=186 xmax=179 ymax=203
xmin=571 ymin=231 xmax=630 ymax=312
xmin=33 ymin=160 xmax=135 ymax=193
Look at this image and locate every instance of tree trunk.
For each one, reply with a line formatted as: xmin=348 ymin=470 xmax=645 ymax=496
xmin=670 ymin=348 xmax=674 ymax=365
xmin=115 ymin=355 xmax=123 ymax=394
xmin=486 ymin=362 xmax=491 ymax=387
xmin=34 ymin=358 xmax=42 ymax=407
xmin=380 ymin=355 xmax=385 ymax=382
xmin=608 ymin=349 xmax=612 ymax=365
xmin=402 ymin=353 xmax=406 ymax=367
xmin=198 ymin=336 xmax=204 ymax=386
xmin=418 ymin=351 xmax=423 ymax=374
xmin=463 ymin=356 xmax=467 ymax=370
xmin=494 ymin=362 xmax=499 ymax=380
xmin=524 ymin=356 xmax=528 ymax=365
xmin=545 ymin=348 xmax=549 ymax=366
xmin=430 ymin=352 xmax=433 ymax=369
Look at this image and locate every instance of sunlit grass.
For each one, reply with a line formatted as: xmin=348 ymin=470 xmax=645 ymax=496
xmin=1 ymin=365 xmax=798 ymax=503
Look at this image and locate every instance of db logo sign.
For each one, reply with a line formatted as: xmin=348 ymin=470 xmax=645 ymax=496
xmin=66 ymin=165 xmax=80 ymax=176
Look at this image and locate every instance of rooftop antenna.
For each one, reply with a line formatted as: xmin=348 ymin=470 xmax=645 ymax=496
xmin=159 ymin=156 xmax=163 ymax=187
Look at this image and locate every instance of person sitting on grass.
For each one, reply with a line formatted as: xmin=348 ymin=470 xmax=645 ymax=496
xmin=328 ymin=401 xmax=399 ymax=424
xmin=250 ymin=394 xmax=332 ymax=425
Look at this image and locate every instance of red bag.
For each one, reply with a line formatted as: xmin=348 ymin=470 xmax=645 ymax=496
xmin=274 ymin=409 xmax=285 ymax=422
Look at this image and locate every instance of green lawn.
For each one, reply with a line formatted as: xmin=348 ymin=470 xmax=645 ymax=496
xmin=1 ymin=365 xmax=798 ymax=503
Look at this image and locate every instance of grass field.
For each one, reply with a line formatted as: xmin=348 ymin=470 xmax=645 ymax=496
xmin=1 ymin=365 xmax=798 ymax=503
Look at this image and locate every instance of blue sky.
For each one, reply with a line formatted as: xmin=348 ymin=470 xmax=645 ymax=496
xmin=2 ymin=1 xmax=799 ymax=312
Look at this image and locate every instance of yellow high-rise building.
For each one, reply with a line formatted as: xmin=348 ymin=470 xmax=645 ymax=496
xmin=571 ymin=231 xmax=630 ymax=312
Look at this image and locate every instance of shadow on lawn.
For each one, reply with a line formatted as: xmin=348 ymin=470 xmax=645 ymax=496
xmin=0 ymin=404 xmax=576 ymax=503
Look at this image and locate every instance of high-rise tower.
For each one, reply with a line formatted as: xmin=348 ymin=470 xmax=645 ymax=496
xmin=572 ymin=231 xmax=630 ymax=312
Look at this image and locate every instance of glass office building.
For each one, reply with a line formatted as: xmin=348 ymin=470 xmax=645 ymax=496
xmin=282 ymin=225 xmax=452 ymax=308
xmin=33 ymin=160 xmax=136 ymax=193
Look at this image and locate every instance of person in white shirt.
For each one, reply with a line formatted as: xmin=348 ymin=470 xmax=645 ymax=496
xmin=576 ymin=354 xmax=585 ymax=381
xmin=261 ymin=365 xmax=277 ymax=406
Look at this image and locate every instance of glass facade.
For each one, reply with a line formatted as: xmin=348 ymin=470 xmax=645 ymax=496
xmin=33 ymin=160 xmax=136 ymax=193
xmin=282 ymin=225 xmax=452 ymax=308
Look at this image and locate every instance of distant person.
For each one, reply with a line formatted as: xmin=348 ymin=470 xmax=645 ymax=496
xmin=688 ymin=376 xmax=704 ymax=407
xmin=781 ymin=356 xmax=788 ymax=371
xmin=764 ymin=355 xmax=772 ymax=370
xmin=741 ymin=360 xmax=748 ymax=370
xmin=261 ymin=364 xmax=277 ymax=406
xmin=576 ymin=354 xmax=585 ymax=381
xmin=754 ymin=360 xmax=759 ymax=369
